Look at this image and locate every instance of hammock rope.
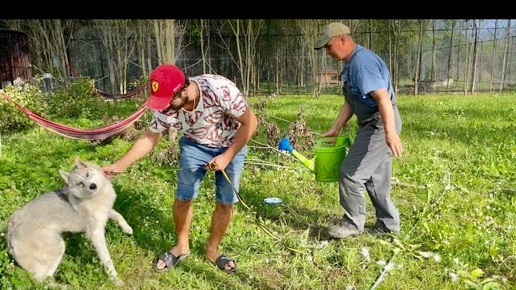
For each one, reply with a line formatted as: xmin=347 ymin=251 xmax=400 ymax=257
xmin=1 ymin=92 xmax=148 ymax=140
xmin=94 ymin=85 xmax=145 ymax=100
xmin=67 ymin=63 xmax=145 ymax=100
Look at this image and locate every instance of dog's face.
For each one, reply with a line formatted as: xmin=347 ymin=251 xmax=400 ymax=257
xmin=59 ymin=158 xmax=107 ymax=199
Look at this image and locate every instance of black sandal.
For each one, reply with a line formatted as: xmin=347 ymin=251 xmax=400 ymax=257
xmin=153 ymin=251 xmax=190 ymax=272
xmin=214 ymin=254 xmax=237 ymax=273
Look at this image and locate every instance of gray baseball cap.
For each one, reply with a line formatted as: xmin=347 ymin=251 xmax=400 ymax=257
xmin=314 ymin=22 xmax=351 ymax=50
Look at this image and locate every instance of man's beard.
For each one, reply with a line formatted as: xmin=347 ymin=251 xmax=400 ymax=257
xmin=167 ymin=94 xmax=188 ymax=111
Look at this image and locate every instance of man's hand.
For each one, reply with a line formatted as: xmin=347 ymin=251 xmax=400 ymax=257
xmin=321 ymin=128 xmax=340 ymax=138
xmin=205 ymin=153 xmax=231 ymax=172
xmin=101 ymin=164 xmax=123 ymax=179
xmin=386 ymin=132 xmax=403 ymax=157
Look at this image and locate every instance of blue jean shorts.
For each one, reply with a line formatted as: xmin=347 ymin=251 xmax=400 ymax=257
xmin=176 ymin=136 xmax=247 ymax=205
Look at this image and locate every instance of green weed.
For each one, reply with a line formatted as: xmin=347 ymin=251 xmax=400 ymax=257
xmin=0 ymin=92 xmax=514 ymax=289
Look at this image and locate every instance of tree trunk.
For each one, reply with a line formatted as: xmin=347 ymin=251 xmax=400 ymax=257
xmin=413 ymin=20 xmax=425 ymax=95
xmin=430 ymin=20 xmax=436 ymax=82
xmin=154 ymin=19 xmax=177 ymax=65
xmin=389 ymin=20 xmax=404 ymax=94
xmin=500 ymin=20 xmax=511 ymax=92
xmin=297 ymin=19 xmax=328 ymax=98
xmin=93 ymin=19 xmax=136 ymax=94
xmin=455 ymin=22 xmax=462 ymax=83
xmin=462 ymin=21 xmax=471 ymax=95
xmin=17 ymin=20 xmax=73 ymax=84
xmin=469 ymin=20 xmax=480 ymax=94
xmin=489 ymin=20 xmax=499 ymax=91
xmin=445 ymin=20 xmax=456 ymax=92
xmin=199 ymin=19 xmax=211 ymax=74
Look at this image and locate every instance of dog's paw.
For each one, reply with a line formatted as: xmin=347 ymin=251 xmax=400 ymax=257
xmin=111 ymin=277 xmax=124 ymax=286
xmin=123 ymin=225 xmax=133 ymax=235
xmin=46 ymin=280 xmax=69 ymax=290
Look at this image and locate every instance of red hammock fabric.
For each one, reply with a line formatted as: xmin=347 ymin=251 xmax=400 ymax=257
xmin=67 ymin=63 xmax=145 ymax=100
xmin=67 ymin=63 xmax=81 ymax=78
xmin=2 ymin=92 xmax=148 ymax=140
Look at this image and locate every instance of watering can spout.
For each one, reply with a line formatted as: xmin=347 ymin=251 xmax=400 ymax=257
xmin=291 ymin=150 xmax=315 ymax=172
xmin=278 ymin=137 xmax=315 ymax=172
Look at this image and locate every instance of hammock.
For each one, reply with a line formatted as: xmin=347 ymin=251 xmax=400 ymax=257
xmin=67 ymin=63 xmax=145 ymax=100
xmin=1 ymin=92 xmax=148 ymax=140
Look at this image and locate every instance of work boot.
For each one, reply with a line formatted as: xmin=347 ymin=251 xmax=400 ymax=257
xmin=364 ymin=226 xmax=391 ymax=236
xmin=364 ymin=222 xmax=397 ymax=236
xmin=327 ymin=222 xmax=362 ymax=238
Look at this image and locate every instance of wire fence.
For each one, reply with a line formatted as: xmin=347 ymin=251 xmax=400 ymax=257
xmin=64 ymin=19 xmax=516 ymax=95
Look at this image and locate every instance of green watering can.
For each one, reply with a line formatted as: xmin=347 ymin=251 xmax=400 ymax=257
xmin=278 ymin=136 xmax=351 ymax=182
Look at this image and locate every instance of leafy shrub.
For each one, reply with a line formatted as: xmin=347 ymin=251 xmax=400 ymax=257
xmin=0 ymin=84 xmax=49 ymax=134
xmin=45 ymin=77 xmax=108 ymax=119
xmin=0 ymin=77 xmax=144 ymax=135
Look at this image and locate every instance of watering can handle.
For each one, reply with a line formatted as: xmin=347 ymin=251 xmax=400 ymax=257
xmin=317 ymin=137 xmax=337 ymax=146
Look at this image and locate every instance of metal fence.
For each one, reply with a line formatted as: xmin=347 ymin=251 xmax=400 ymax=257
xmin=66 ymin=20 xmax=516 ymax=95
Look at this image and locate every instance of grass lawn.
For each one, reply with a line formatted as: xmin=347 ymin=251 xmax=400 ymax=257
xmin=0 ymin=92 xmax=515 ymax=290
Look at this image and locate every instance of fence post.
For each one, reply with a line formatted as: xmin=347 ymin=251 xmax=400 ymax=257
xmin=43 ymin=73 xmax=53 ymax=93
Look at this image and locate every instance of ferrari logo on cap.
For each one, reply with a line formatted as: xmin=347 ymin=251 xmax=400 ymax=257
xmin=151 ymin=80 xmax=159 ymax=93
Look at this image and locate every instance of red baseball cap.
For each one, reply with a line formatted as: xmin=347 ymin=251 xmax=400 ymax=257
xmin=148 ymin=64 xmax=186 ymax=110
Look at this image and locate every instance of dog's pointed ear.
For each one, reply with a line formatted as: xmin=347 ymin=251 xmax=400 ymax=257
xmin=60 ymin=170 xmax=70 ymax=183
xmin=75 ymin=157 xmax=87 ymax=169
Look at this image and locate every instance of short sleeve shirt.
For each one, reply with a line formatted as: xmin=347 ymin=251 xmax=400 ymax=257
xmin=342 ymin=45 xmax=395 ymax=106
xmin=341 ymin=45 xmax=396 ymax=125
xmin=149 ymin=74 xmax=248 ymax=148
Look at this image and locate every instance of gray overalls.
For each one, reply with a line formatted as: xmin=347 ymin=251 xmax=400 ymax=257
xmin=339 ymin=47 xmax=402 ymax=232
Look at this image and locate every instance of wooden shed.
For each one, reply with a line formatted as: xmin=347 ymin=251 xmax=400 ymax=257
xmin=316 ymin=69 xmax=341 ymax=86
xmin=0 ymin=29 xmax=31 ymax=89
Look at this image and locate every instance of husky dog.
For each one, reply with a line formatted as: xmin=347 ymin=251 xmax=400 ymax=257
xmin=6 ymin=157 xmax=133 ymax=286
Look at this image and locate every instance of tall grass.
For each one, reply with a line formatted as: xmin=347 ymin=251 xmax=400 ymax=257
xmin=0 ymin=92 xmax=514 ymax=290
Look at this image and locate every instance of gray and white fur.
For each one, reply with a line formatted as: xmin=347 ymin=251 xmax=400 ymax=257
xmin=6 ymin=157 xmax=132 ymax=286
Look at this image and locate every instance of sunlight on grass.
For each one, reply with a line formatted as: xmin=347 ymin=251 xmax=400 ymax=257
xmin=0 ymin=92 xmax=514 ymax=289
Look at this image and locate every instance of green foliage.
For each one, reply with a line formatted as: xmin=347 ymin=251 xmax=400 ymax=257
xmin=45 ymin=77 xmax=108 ymax=119
xmin=0 ymin=84 xmax=48 ymax=134
xmin=0 ymin=92 xmax=515 ymax=289
xmin=0 ymin=77 xmax=148 ymax=136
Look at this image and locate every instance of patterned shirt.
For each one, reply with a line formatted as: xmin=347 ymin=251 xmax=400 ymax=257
xmin=149 ymin=74 xmax=248 ymax=148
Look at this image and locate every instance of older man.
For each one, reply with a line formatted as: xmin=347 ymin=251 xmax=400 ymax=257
xmin=315 ymin=22 xmax=403 ymax=238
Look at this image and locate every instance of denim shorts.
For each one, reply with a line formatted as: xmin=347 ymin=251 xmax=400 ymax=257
xmin=176 ymin=136 xmax=247 ymax=205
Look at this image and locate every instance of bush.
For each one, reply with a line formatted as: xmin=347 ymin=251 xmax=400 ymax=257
xmin=45 ymin=77 xmax=108 ymax=120
xmin=0 ymin=77 xmax=140 ymax=135
xmin=0 ymin=84 xmax=48 ymax=134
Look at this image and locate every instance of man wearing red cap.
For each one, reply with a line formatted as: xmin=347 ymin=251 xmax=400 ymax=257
xmin=102 ymin=64 xmax=258 ymax=273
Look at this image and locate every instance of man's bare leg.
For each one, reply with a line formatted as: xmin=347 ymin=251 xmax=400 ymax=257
xmin=206 ymin=202 xmax=236 ymax=270
xmin=155 ymin=198 xmax=193 ymax=270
